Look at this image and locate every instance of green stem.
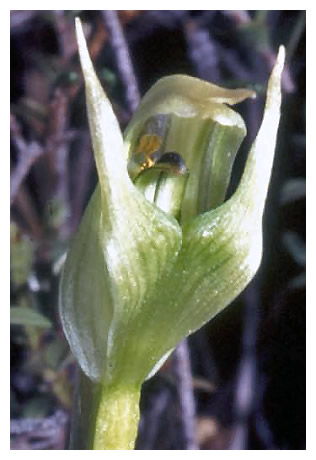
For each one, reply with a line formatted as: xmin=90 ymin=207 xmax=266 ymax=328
xmin=93 ymin=383 xmax=141 ymax=450
xmin=69 ymin=369 xmax=141 ymax=450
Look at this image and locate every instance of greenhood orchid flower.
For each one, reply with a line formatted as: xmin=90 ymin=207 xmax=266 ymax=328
xmin=59 ymin=18 xmax=285 ymax=450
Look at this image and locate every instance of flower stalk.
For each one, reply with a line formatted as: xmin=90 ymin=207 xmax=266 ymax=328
xmin=93 ymin=384 xmax=141 ymax=450
xmin=59 ymin=18 xmax=285 ymax=449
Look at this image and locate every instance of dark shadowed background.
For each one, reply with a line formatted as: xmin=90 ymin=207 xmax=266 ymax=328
xmin=10 ymin=10 xmax=305 ymax=450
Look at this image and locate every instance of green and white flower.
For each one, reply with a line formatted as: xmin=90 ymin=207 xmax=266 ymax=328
xmin=59 ymin=18 xmax=284 ymax=450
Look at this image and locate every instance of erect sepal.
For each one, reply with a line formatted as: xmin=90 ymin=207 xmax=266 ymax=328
xmin=60 ymin=19 xmax=182 ymax=383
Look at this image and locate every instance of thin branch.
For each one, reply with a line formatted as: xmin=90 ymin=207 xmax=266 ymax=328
xmin=229 ymin=283 xmax=260 ymax=450
xmin=54 ymin=10 xmax=78 ymax=61
xmin=222 ymin=10 xmax=295 ymax=93
xmin=10 ymin=410 xmax=68 ymax=435
xmin=10 ymin=145 xmax=42 ymax=205
xmin=10 ymin=116 xmax=44 ymax=205
xmin=184 ymin=19 xmax=221 ymax=83
xmin=10 ymin=410 xmax=68 ymax=450
xmin=10 ymin=114 xmax=76 ymax=208
xmin=141 ymin=388 xmax=171 ymax=449
xmin=13 ymin=184 xmax=43 ymax=239
xmin=173 ymin=339 xmax=199 ymax=450
xmin=46 ymin=88 xmax=72 ymax=238
xmin=102 ymin=10 xmax=140 ymax=112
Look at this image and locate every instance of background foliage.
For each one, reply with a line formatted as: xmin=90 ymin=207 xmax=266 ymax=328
xmin=10 ymin=10 xmax=305 ymax=450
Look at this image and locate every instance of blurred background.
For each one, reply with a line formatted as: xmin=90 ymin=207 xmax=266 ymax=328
xmin=10 ymin=10 xmax=305 ymax=450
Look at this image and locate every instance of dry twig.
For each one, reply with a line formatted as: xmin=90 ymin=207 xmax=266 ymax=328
xmin=102 ymin=10 xmax=140 ymax=112
xmin=10 ymin=410 xmax=68 ymax=450
xmin=140 ymin=389 xmax=171 ymax=449
xmin=229 ymin=283 xmax=260 ymax=449
xmin=173 ymin=340 xmax=199 ymax=450
xmin=184 ymin=19 xmax=220 ymax=83
xmin=223 ymin=10 xmax=295 ymax=93
xmin=10 ymin=115 xmax=44 ymax=205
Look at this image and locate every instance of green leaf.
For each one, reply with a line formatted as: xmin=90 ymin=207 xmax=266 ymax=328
xmin=10 ymin=307 xmax=52 ymax=328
